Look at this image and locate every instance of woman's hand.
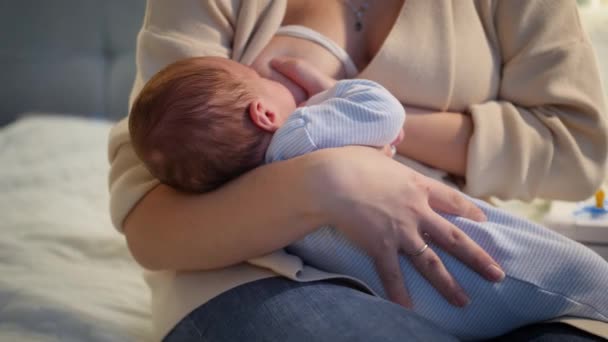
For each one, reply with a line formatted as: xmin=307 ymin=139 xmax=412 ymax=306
xmin=252 ymin=57 xmax=309 ymax=105
xmin=270 ymin=56 xmax=337 ymax=102
xmin=314 ymin=146 xmax=504 ymax=308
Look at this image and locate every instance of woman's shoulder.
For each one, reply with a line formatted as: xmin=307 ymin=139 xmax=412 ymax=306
xmin=204 ymin=0 xmax=288 ymax=21
xmin=143 ymin=0 xmax=286 ymax=30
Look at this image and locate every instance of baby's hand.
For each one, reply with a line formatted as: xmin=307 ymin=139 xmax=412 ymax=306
xmin=378 ymin=145 xmax=394 ymax=158
xmin=270 ymin=57 xmax=337 ymax=99
xmin=381 ymin=128 xmax=405 ymax=158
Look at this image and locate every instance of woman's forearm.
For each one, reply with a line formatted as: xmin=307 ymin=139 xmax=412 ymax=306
xmin=123 ymin=153 xmax=331 ymax=271
xmin=396 ymin=107 xmax=473 ymax=176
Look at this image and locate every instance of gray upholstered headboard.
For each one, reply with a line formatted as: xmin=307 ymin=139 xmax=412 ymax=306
xmin=0 ymin=0 xmax=146 ymax=126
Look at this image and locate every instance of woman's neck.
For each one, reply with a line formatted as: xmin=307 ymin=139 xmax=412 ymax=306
xmin=283 ymin=0 xmax=405 ymax=71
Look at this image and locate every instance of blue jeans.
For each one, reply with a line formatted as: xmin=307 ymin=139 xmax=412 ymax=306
xmin=164 ymin=277 xmax=456 ymax=342
xmin=163 ymin=277 xmax=604 ymax=342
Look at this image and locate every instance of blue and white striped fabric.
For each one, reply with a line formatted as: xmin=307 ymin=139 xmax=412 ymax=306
xmin=265 ymin=80 xmax=608 ymax=340
xmin=286 ymin=198 xmax=608 ymax=340
xmin=265 ymin=79 xmax=405 ymax=163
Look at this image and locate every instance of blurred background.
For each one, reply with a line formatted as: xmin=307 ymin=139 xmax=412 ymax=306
xmin=0 ymin=0 xmax=145 ymax=125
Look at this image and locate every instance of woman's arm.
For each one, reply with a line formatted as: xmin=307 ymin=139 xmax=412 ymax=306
xmin=123 ymin=152 xmax=329 ymax=271
xmin=462 ymin=0 xmax=608 ymax=201
xmin=396 ymin=107 xmax=473 ymax=177
xmin=397 ymin=1 xmax=607 ymax=200
xmin=123 ymin=145 xmax=504 ymax=308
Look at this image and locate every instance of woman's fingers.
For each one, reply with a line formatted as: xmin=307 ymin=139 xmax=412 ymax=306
xmin=322 ymin=149 xmax=504 ymax=309
xmin=422 ymin=210 xmax=506 ymax=283
xmin=270 ymin=57 xmax=315 ymax=91
xmin=419 ymin=175 xmax=504 ymax=284
xmin=373 ymin=250 xmax=413 ymax=308
xmin=270 ymin=57 xmax=336 ymax=95
xmin=267 ymin=67 xmax=309 ymax=105
xmin=404 ymin=234 xmax=470 ymax=307
xmin=252 ymin=57 xmax=308 ymax=104
xmin=425 ymin=177 xmax=487 ymax=222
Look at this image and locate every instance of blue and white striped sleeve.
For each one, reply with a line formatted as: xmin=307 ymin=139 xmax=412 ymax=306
xmin=265 ymin=79 xmax=405 ymax=163
xmin=265 ymin=114 xmax=318 ymax=163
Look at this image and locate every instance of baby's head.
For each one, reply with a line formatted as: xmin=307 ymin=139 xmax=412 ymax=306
xmin=129 ymin=56 xmax=296 ymax=192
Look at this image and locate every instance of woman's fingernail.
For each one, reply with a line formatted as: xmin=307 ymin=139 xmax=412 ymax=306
xmin=452 ymin=292 xmax=470 ymax=307
xmin=486 ymin=264 xmax=505 ymax=282
xmin=475 ymin=211 xmax=487 ymax=222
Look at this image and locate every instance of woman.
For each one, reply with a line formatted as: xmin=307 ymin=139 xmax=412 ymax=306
xmin=108 ymin=0 xmax=608 ymax=340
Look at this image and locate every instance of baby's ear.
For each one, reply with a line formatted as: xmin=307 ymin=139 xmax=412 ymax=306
xmin=248 ymin=99 xmax=280 ymax=132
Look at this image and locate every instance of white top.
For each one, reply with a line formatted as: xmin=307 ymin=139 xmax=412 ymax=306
xmin=275 ymin=25 xmax=359 ymax=78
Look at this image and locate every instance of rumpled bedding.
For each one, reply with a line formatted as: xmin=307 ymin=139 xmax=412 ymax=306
xmin=0 ymin=115 xmax=151 ymax=341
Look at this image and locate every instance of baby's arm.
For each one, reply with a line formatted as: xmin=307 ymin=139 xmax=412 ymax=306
xmin=266 ymin=80 xmax=405 ymax=162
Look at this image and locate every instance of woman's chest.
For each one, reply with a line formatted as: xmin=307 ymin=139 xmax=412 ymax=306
xmin=282 ymin=0 xmax=403 ymax=69
xmin=252 ymin=0 xmax=501 ymax=111
xmin=357 ymin=1 xmax=502 ymax=112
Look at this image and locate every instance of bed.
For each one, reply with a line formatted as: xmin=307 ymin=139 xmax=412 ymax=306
xmin=1 ymin=1 xmax=152 ymax=340
xmin=1 ymin=1 xmax=606 ymax=341
xmin=0 ymin=116 xmax=151 ymax=341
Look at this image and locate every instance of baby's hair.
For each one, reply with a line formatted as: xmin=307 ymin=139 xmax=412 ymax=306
xmin=129 ymin=57 xmax=271 ymax=192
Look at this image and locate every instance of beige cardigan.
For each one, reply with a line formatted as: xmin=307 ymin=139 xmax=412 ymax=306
xmin=107 ymin=0 xmax=608 ymax=339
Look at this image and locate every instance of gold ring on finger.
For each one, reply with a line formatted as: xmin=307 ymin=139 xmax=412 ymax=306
xmin=406 ymin=233 xmax=431 ymax=257
xmin=407 ymin=242 xmax=429 ymax=257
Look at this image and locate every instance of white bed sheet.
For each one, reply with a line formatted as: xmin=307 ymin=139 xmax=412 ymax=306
xmin=0 ymin=116 xmax=151 ymax=341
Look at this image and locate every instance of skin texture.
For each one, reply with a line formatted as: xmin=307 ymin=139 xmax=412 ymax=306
xmin=398 ymin=108 xmax=473 ymax=176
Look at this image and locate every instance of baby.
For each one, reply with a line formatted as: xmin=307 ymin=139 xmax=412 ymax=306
xmin=129 ymin=56 xmax=608 ymax=340
xmin=129 ymin=56 xmax=404 ymax=194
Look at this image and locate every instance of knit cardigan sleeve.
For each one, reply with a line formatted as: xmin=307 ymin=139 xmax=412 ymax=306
xmin=464 ymin=0 xmax=608 ymax=201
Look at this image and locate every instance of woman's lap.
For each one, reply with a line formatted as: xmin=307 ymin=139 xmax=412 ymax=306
xmin=287 ymin=197 xmax=608 ymax=339
xmin=163 ymin=277 xmax=457 ymax=342
xmin=163 ymin=277 xmax=604 ymax=342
